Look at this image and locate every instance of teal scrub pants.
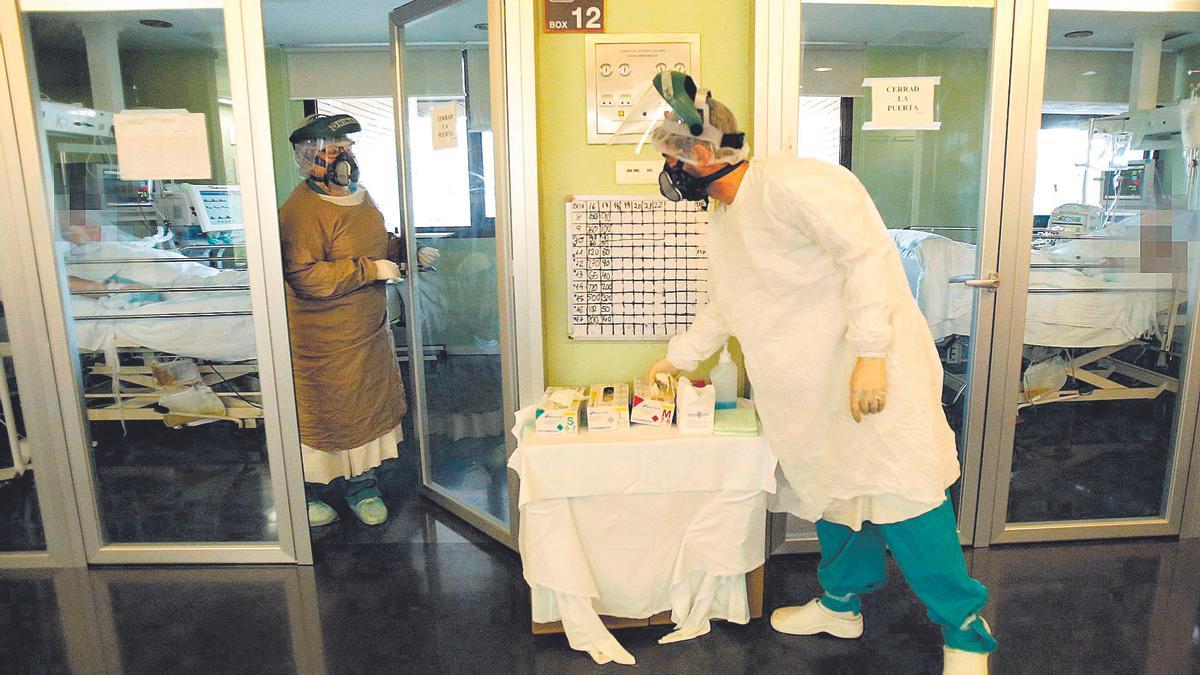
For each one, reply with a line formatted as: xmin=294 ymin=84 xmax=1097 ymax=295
xmin=814 ymin=498 xmax=997 ymax=654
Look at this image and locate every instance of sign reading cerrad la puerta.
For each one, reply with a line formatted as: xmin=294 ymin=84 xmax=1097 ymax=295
xmin=544 ymin=0 xmax=605 ymax=33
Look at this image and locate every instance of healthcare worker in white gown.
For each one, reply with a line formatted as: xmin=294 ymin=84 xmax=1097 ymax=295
xmin=640 ymin=72 xmax=996 ymax=675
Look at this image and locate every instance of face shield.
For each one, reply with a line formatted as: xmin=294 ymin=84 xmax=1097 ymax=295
xmin=610 ymin=70 xmax=748 ymax=167
xmin=290 ymin=114 xmax=362 ymax=187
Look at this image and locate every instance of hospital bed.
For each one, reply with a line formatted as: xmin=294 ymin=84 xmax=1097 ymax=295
xmin=67 ymin=242 xmax=266 ymax=428
xmin=66 ymin=240 xmax=445 ymax=429
xmin=891 ymin=226 xmax=1183 ymax=409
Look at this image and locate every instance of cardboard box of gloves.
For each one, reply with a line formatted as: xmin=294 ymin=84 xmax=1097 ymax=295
xmin=534 ymin=377 xmax=755 ymax=435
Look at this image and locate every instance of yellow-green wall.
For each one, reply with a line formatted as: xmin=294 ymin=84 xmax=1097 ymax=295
xmin=265 ymin=46 xmax=305 ymax=205
xmin=536 ymin=0 xmax=754 ymax=388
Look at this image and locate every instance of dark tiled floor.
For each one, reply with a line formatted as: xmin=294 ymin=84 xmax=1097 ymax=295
xmin=3 ymin=499 xmax=1200 ymax=675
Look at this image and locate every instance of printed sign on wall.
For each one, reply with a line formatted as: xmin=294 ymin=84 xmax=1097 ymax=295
xmin=545 ymin=0 xmax=604 ymax=33
xmin=861 ymin=76 xmax=942 ymax=131
xmin=431 ymin=104 xmax=458 ymax=150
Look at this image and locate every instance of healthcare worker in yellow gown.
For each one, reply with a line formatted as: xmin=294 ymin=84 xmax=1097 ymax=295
xmin=280 ymin=113 xmax=437 ymax=528
xmin=639 ymin=72 xmax=996 ymax=675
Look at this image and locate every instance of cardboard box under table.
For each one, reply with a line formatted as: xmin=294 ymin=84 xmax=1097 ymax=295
xmin=508 ymin=410 xmax=778 ymax=662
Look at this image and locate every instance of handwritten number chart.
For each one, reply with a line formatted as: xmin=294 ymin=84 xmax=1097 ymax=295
xmin=566 ymin=196 xmax=709 ymax=340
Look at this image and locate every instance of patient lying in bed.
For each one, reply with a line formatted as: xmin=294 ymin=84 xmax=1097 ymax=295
xmin=891 ymin=222 xmax=1172 ymax=348
xmin=64 ymin=238 xmax=257 ymax=362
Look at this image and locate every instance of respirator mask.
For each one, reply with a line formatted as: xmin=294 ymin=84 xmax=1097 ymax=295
xmin=658 ymin=160 xmax=744 ymax=203
xmin=315 ymin=145 xmax=359 ymax=187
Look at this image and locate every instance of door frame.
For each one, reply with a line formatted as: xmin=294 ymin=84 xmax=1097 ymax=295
xmin=978 ymin=0 xmax=1200 ymax=545
xmin=0 ymin=0 xmax=307 ymax=564
xmin=762 ymin=0 xmax=1016 ymax=552
xmin=0 ymin=12 xmax=86 ymax=567
xmin=386 ymin=0 xmax=543 ymax=550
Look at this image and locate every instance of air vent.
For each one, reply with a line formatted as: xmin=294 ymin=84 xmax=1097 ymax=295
xmin=887 ymin=31 xmax=964 ymax=46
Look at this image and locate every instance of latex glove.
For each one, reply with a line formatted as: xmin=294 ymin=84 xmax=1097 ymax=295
xmin=646 ymin=357 xmax=681 ymax=382
xmin=373 ymin=259 xmax=401 ymax=281
xmin=417 ymin=245 xmax=440 ymax=268
xmin=850 ymin=357 xmax=888 ymax=423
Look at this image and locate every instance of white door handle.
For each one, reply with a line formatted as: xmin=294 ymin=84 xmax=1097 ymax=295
xmin=949 ymin=272 xmax=1000 ymax=290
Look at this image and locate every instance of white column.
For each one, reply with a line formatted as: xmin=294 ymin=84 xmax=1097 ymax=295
xmin=1130 ymin=26 xmax=1166 ymax=112
xmin=78 ymin=21 xmax=124 ymax=112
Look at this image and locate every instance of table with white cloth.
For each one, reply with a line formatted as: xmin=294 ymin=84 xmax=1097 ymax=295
xmin=508 ymin=409 xmax=779 ymax=665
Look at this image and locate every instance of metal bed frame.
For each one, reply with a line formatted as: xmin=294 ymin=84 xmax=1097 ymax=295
xmin=914 ymin=227 xmax=1188 ymax=409
xmin=68 ymin=247 xmax=442 ymax=429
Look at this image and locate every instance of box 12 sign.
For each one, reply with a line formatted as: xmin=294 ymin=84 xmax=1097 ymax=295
xmin=545 ymin=0 xmax=604 ymax=33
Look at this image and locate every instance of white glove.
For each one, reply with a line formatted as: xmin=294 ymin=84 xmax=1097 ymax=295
xmin=373 ymin=259 xmax=401 ymax=281
xmin=646 ymin=357 xmax=681 ymax=382
xmin=417 ymin=245 xmax=440 ymax=268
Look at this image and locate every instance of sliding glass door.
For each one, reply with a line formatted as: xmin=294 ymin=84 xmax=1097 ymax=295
xmin=2 ymin=0 xmax=304 ymax=563
xmin=775 ymin=0 xmax=1013 ymax=551
xmin=982 ymin=1 xmax=1200 ymax=544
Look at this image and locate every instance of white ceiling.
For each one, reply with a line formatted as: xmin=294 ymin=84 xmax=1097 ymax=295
xmin=262 ymin=0 xmax=489 ymax=46
xmin=29 ymin=11 xmax=226 ymax=51
xmin=30 ymin=4 xmax=1200 ymax=55
xmin=803 ymin=4 xmax=992 ymax=49
xmin=27 ymin=1 xmax=490 ymax=52
xmin=1047 ymin=10 xmax=1200 ymax=51
xmin=803 ymin=5 xmax=1200 ymax=52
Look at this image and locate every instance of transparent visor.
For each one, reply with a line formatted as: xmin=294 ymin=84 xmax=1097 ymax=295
xmin=608 ymin=83 xmax=746 ymax=165
xmin=293 ymin=136 xmax=355 ymax=179
xmin=607 ymin=81 xmax=672 ymax=148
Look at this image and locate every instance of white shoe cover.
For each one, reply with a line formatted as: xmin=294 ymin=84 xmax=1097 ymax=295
xmin=943 ymin=646 xmax=989 ymax=675
xmin=770 ymin=598 xmax=863 ymax=638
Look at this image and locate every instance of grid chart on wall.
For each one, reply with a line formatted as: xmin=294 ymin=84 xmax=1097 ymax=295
xmin=566 ymin=195 xmax=709 ymax=340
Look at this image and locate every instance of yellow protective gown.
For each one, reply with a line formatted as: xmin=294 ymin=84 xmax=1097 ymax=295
xmin=279 ymin=183 xmax=407 ymax=453
xmin=666 ymin=157 xmax=960 ymax=528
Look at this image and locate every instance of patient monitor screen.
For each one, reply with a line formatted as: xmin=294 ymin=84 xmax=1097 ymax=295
xmin=1101 ymin=165 xmax=1145 ymax=202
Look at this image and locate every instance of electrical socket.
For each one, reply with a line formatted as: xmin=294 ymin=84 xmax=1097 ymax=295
xmin=615 ymin=160 xmax=661 ymax=185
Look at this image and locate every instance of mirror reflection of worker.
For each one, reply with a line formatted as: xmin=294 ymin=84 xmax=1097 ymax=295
xmin=280 ymin=113 xmax=438 ymax=528
xmin=639 ymin=73 xmax=996 ymax=675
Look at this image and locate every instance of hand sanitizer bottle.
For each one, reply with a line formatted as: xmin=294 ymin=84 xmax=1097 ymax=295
xmin=711 ymin=346 xmax=738 ymax=410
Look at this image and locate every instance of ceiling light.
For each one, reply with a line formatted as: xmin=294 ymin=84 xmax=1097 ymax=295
xmin=1082 ymin=70 xmax=1098 ymax=76
xmin=1064 ymin=30 xmax=1094 ymax=39
xmin=474 ymin=22 xmax=488 ymax=31
xmin=139 ymin=19 xmax=173 ymax=28
xmin=813 ymin=67 xmax=833 ymax=72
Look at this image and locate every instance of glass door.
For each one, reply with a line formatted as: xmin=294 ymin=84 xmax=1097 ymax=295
xmin=390 ymin=0 xmax=519 ymax=546
xmin=3 ymin=0 xmax=303 ymax=563
xmin=984 ymin=1 xmax=1200 ymax=543
xmin=776 ymin=0 xmax=1013 ymax=551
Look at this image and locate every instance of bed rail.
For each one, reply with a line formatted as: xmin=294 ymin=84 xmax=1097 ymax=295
xmin=67 ymin=256 xmax=244 ymax=265
xmin=71 ymin=285 xmax=250 ymax=295
xmin=73 ymin=310 xmax=253 ymax=321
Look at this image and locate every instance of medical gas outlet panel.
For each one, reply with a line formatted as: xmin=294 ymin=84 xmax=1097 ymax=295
xmin=585 ymin=34 xmax=700 ymax=144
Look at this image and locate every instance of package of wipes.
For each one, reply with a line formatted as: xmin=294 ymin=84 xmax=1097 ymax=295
xmin=587 ymin=383 xmax=629 ymax=431
xmin=675 ymin=377 xmax=715 ymax=433
xmin=534 ymin=386 xmax=586 ymax=435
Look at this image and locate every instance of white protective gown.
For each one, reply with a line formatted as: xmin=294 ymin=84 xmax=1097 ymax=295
xmin=667 ymin=157 xmax=960 ymax=529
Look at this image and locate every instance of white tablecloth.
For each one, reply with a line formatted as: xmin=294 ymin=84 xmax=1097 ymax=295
xmin=508 ymin=408 xmax=778 ymax=665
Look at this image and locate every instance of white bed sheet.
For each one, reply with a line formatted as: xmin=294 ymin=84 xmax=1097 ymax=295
xmin=66 ymin=241 xmax=257 ymax=362
xmin=890 ymin=228 xmax=1170 ymax=348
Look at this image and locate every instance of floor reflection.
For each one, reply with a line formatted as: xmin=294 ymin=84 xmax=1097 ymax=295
xmin=1009 ymin=398 xmax=1170 ymax=522
xmin=5 ymin=514 xmax=1200 ymax=674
